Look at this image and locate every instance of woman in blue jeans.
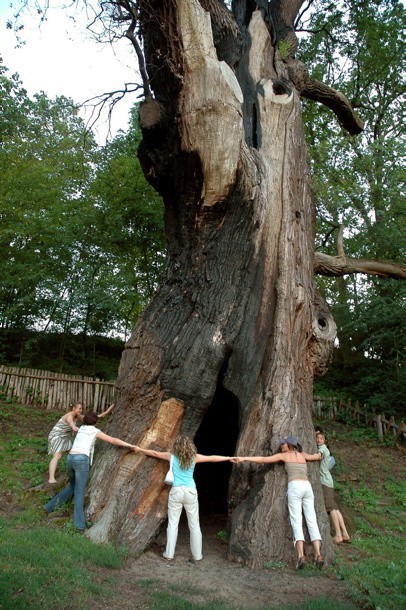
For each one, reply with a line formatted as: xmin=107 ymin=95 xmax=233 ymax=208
xmin=44 ymin=412 xmax=136 ymax=532
xmin=134 ymin=436 xmax=231 ymax=562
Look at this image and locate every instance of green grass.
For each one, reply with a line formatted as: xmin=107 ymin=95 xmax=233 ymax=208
xmin=334 ymin=533 xmax=405 ymax=609
xmin=1 ymin=403 xmax=405 ymax=610
xmin=0 ymin=400 xmax=128 ymax=609
xmin=0 ymin=520 xmax=127 ymax=609
xmin=316 ymin=420 xmax=406 ymax=610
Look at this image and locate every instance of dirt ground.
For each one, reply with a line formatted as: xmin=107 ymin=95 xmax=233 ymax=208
xmin=86 ymin=431 xmax=406 ymax=610
xmin=87 ymin=513 xmax=356 ymax=610
xmin=5 ymin=406 xmax=405 ymax=610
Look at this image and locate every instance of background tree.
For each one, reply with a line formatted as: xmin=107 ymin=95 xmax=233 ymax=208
xmin=299 ymin=0 xmax=405 ymax=414
xmin=0 ymin=69 xmax=165 ymax=370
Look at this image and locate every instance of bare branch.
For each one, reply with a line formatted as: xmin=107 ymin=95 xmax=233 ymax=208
xmin=287 ymin=60 xmax=364 ymax=135
xmin=82 ymin=83 xmax=143 ymax=135
xmin=314 ymin=252 xmax=406 ymax=280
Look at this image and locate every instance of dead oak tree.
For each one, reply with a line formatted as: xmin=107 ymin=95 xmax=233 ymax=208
xmin=85 ymin=0 xmax=404 ymax=566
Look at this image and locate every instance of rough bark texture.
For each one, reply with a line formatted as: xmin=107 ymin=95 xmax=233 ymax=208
xmin=87 ymin=0 xmax=340 ymax=566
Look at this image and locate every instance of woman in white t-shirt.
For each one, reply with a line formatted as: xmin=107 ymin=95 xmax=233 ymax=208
xmin=44 ymin=411 xmax=135 ymax=532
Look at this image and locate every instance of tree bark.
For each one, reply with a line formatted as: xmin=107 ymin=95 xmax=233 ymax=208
xmin=87 ymin=0 xmax=337 ymax=566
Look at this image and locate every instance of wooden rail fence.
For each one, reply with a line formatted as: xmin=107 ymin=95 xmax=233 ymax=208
xmin=0 ymin=367 xmax=404 ymax=439
xmin=313 ymin=395 xmax=406 ymax=441
xmin=0 ymin=365 xmax=115 ymax=413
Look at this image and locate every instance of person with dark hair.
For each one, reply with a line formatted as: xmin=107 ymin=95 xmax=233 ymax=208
xmin=47 ymin=402 xmax=115 ymax=483
xmin=134 ymin=436 xmax=232 ymax=562
xmin=232 ymin=435 xmax=324 ymax=570
xmin=316 ymin=431 xmax=350 ymax=543
xmin=44 ymin=411 xmax=135 ymax=532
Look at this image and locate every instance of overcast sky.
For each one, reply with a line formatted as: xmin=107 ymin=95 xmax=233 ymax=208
xmin=0 ymin=2 xmax=139 ymax=143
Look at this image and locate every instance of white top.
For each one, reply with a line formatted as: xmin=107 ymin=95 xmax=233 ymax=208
xmin=70 ymin=425 xmax=99 ymax=464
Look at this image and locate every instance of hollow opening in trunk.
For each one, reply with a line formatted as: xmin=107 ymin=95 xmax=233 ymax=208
xmin=193 ymin=383 xmax=239 ymax=515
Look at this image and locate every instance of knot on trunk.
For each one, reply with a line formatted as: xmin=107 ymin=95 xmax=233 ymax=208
xmin=272 ymin=79 xmax=292 ymax=97
xmin=139 ymin=98 xmax=163 ymax=129
xmin=308 ymin=294 xmax=336 ymax=378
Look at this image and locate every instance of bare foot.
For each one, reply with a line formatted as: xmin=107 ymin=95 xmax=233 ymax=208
xmin=333 ymin=535 xmax=344 ymax=543
xmin=48 ymin=480 xmax=57 ymax=485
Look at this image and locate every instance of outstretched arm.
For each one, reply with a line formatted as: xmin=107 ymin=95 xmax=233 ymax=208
xmin=96 ymin=430 xmax=136 ymax=450
xmin=133 ymin=446 xmax=171 ymax=461
xmin=232 ymin=453 xmax=285 ymax=464
xmin=195 ymin=454 xmax=232 ymax=463
xmin=97 ymin=403 xmax=115 ymax=418
xmin=303 ymin=452 xmax=322 ymax=462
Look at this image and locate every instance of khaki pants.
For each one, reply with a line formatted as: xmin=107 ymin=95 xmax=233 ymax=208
xmin=165 ymin=486 xmax=202 ymax=560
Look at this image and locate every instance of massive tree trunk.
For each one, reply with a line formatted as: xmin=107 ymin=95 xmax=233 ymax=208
xmin=87 ymin=0 xmax=351 ymax=566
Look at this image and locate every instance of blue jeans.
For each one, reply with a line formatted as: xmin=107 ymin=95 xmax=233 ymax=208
xmin=44 ymin=454 xmax=90 ymax=530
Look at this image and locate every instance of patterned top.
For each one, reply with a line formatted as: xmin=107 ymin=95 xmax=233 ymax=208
xmin=48 ymin=418 xmax=75 ymax=454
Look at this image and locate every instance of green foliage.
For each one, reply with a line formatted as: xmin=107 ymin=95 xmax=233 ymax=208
xmin=215 ymin=529 xmax=229 ymax=544
xmin=0 ymin=66 xmax=165 ymax=341
xmin=277 ymin=40 xmax=292 ymax=59
xmin=0 ymin=328 xmax=123 ymax=378
xmin=298 ymin=1 xmax=406 ymax=415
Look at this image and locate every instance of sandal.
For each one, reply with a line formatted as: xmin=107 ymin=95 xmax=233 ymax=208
xmin=296 ymin=556 xmax=306 ymax=570
xmin=314 ymin=555 xmax=324 ymax=569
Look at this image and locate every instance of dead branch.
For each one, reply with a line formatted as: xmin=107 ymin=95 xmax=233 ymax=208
xmin=314 ymin=252 xmax=406 ymax=279
xmin=287 ymin=60 xmax=364 ymax=135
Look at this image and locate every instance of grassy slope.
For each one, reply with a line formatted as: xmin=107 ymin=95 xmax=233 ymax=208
xmin=0 ymin=399 xmax=405 ymax=609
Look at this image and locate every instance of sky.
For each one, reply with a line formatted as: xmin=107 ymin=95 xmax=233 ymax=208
xmin=0 ymin=1 xmax=139 ymax=143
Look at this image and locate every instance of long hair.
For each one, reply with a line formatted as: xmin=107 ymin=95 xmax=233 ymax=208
xmin=172 ymin=436 xmax=197 ymax=469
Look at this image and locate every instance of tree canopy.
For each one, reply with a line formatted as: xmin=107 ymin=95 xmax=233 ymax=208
xmin=0 ymin=67 xmax=165 ymax=346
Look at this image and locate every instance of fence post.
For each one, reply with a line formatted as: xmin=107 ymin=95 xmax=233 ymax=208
xmin=375 ymin=414 xmax=384 ymax=440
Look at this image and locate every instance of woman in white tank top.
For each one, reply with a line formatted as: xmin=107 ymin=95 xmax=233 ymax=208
xmin=232 ymin=435 xmax=323 ymax=570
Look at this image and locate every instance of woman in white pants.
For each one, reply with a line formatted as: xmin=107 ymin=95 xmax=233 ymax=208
xmin=134 ymin=436 xmax=231 ymax=562
xmin=232 ymin=435 xmax=323 ymax=569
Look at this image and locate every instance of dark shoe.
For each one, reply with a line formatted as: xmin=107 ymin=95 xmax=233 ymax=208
xmin=315 ymin=555 xmax=324 ymax=569
xmin=296 ymin=556 xmax=306 ymax=570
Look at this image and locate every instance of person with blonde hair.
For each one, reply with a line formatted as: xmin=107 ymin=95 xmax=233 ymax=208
xmin=232 ymin=435 xmax=324 ymax=570
xmin=134 ymin=436 xmax=231 ymax=563
xmin=47 ymin=402 xmax=114 ymax=483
